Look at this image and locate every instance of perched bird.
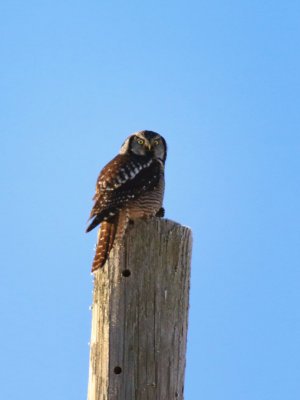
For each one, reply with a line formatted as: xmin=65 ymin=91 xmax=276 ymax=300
xmin=86 ymin=130 xmax=167 ymax=272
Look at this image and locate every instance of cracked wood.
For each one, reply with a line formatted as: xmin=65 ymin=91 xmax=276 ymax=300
xmin=87 ymin=218 xmax=193 ymax=400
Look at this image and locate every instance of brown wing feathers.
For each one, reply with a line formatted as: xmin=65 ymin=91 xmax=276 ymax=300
xmin=87 ymin=153 xmax=162 ymax=272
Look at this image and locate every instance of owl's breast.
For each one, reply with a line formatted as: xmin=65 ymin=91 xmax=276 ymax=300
xmin=127 ymin=172 xmax=165 ymax=220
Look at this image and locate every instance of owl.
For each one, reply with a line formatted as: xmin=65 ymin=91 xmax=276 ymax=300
xmin=86 ymin=130 xmax=167 ymax=272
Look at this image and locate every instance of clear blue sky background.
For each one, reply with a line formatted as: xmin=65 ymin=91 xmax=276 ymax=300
xmin=1 ymin=1 xmax=299 ymax=399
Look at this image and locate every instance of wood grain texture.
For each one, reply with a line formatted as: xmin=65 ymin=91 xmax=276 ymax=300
xmin=87 ymin=218 xmax=193 ymax=400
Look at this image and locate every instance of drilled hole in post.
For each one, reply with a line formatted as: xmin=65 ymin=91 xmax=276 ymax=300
xmin=122 ymin=269 xmax=131 ymax=277
xmin=114 ymin=366 xmax=122 ymax=374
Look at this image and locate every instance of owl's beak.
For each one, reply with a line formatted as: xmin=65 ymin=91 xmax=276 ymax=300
xmin=147 ymin=144 xmax=151 ymax=150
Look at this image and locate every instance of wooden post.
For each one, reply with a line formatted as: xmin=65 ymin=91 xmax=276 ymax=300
xmin=87 ymin=218 xmax=193 ymax=400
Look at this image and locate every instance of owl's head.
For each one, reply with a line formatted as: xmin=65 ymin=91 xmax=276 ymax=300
xmin=120 ymin=130 xmax=167 ymax=163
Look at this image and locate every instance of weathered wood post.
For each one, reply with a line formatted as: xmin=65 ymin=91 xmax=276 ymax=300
xmin=87 ymin=218 xmax=193 ymax=400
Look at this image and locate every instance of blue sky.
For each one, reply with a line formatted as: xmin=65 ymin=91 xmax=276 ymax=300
xmin=1 ymin=1 xmax=299 ymax=399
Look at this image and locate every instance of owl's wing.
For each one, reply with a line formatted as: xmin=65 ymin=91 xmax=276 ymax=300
xmin=86 ymin=154 xmax=161 ymax=232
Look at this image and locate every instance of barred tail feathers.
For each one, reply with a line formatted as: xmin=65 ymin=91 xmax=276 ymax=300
xmin=91 ymin=221 xmax=116 ymax=272
xmin=91 ymin=209 xmax=129 ymax=273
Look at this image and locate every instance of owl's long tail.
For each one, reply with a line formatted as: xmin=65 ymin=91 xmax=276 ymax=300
xmin=91 ymin=210 xmax=130 ymax=273
xmin=91 ymin=220 xmax=116 ymax=272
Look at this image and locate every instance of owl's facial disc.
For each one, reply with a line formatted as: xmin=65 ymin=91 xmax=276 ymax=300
xmin=120 ymin=130 xmax=166 ymax=162
xmin=135 ymin=135 xmax=152 ymax=151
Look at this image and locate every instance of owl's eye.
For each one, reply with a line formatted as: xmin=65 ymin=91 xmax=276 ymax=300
xmin=153 ymin=139 xmax=159 ymax=146
xmin=137 ymin=139 xmax=144 ymax=145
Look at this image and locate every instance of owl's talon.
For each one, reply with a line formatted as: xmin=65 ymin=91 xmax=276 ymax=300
xmin=156 ymin=207 xmax=165 ymax=218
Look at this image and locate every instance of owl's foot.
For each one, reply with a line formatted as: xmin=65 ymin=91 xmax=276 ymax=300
xmin=155 ymin=207 xmax=165 ymax=218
